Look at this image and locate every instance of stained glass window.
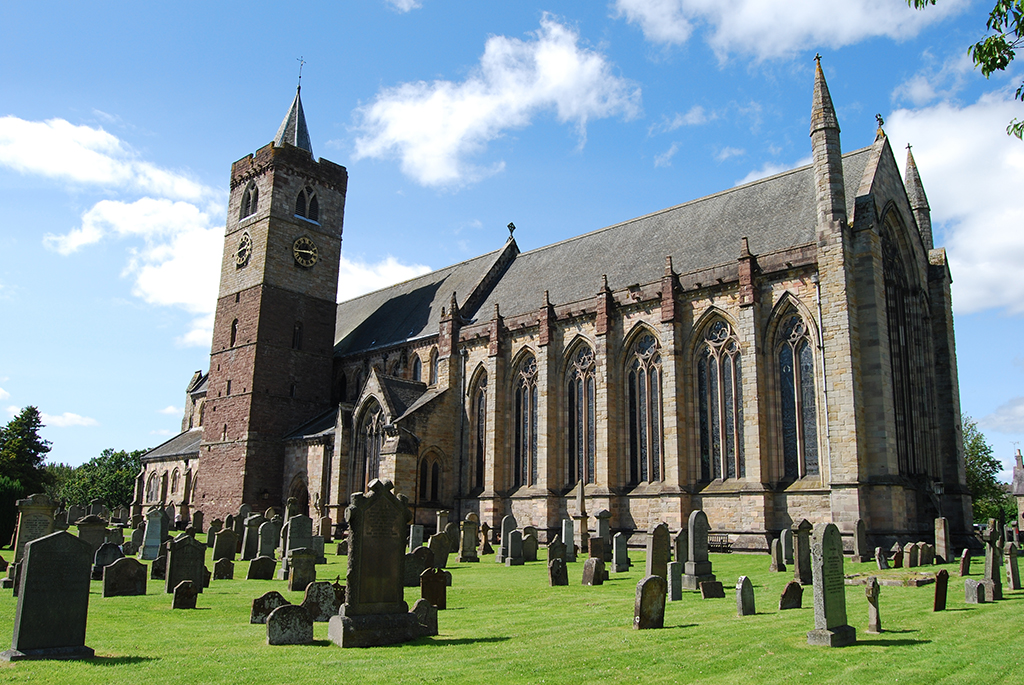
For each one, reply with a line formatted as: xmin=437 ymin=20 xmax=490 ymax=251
xmin=568 ymin=346 xmax=596 ymax=485
xmin=513 ymin=356 xmax=538 ymax=488
xmin=628 ymin=334 xmax=663 ymax=484
xmin=778 ymin=313 xmax=818 ymax=479
xmin=697 ymin=320 xmax=744 ymax=480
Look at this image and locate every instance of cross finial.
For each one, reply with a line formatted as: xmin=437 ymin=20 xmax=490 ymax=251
xmin=507 ymin=222 xmax=516 ymax=240
xmin=296 ymin=56 xmax=306 ymax=90
xmin=814 ymin=53 xmax=821 ymax=64
xmin=906 ymin=143 xmax=912 ymax=150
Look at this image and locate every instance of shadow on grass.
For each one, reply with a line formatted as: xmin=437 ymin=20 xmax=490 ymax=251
xmin=665 ymin=623 xmax=698 ymax=630
xmin=857 ymin=637 xmax=931 ymax=647
xmin=427 ymin=637 xmax=511 ymax=646
xmin=85 ymin=656 xmax=159 ymax=666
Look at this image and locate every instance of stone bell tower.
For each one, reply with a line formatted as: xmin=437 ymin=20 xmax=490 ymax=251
xmin=194 ymin=87 xmax=348 ymax=520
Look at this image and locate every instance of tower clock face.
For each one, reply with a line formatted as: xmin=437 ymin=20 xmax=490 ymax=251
xmin=292 ymin=236 xmax=319 ymax=268
xmin=235 ymin=232 xmax=252 ymax=267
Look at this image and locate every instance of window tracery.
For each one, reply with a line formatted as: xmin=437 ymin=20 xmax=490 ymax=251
xmin=513 ymin=355 xmax=538 ymax=488
xmin=471 ymin=373 xmax=487 ymax=490
xmin=294 ymin=186 xmax=319 ymax=222
xmin=357 ymin=401 xmax=384 ymax=490
xmin=567 ymin=345 xmax=596 ymax=485
xmin=239 ymin=181 xmax=258 ymax=220
xmin=777 ymin=312 xmax=818 ymax=479
xmin=628 ymin=333 xmax=662 ymax=484
xmin=697 ymin=320 xmax=743 ymax=480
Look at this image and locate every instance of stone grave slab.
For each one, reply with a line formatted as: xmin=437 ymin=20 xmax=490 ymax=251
xmin=267 ymin=605 xmax=313 ymax=645
xmin=646 ymin=522 xmax=670 ymax=581
xmin=682 ymin=512 xmax=715 ymax=590
xmin=934 ymin=569 xmax=948 ymax=611
xmin=505 ymin=530 xmax=524 ymax=567
xmin=548 ymin=558 xmax=568 ymax=586
xmin=404 ymin=546 xmax=435 ymax=587
xmin=13 ymin=494 xmax=56 ymax=563
xmin=522 ymin=532 xmax=539 ymax=563
xmin=965 ymin=579 xmax=986 ymax=604
xmin=411 ymin=598 xmax=438 ymax=637
xmin=428 ymin=532 xmax=451 ymax=569
xmin=633 ymin=575 xmax=667 ymax=630
xmin=612 ymin=532 xmax=630 ymax=573
xmin=793 ymin=520 xmax=813 ymax=585
xmin=150 ymin=555 xmax=166 ymax=580
xmin=172 ymin=580 xmax=197 ymax=609
xmin=213 ymin=558 xmax=234 ymax=580
xmin=91 ymin=541 xmax=124 ymax=581
xmin=420 ymin=568 xmax=448 ymax=610
xmin=302 ymin=581 xmax=341 ymax=621
xmin=865 ymin=577 xmax=881 ymax=634
xmin=582 ymin=558 xmax=604 ymax=586
xmin=769 ymin=538 xmax=786 ymax=572
xmin=288 ymin=548 xmax=317 ymax=592
xmin=807 ymin=523 xmax=856 ymax=647
xmin=779 ymin=581 xmax=803 ymax=610
xmin=165 ymin=534 xmax=206 ymax=595
xmin=699 ymin=581 xmax=725 ymax=599
xmin=959 ymin=548 xmax=971 ymax=576
xmin=737 ymin=576 xmax=755 ymax=616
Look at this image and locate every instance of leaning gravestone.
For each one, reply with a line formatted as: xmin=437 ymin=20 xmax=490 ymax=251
xmin=102 ymin=557 xmax=146 ymax=597
xmin=505 ymin=530 xmax=524 ymax=567
xmin=302 ymin=581 xmax=341 ymax=621
xmin=934 ymin=569 xmax=948 ymax=611
xmin=213 ymin=558 xmax=234 ymax=580
xmin=412 ymin=598 xmax=438 ymax=637
xmin=561 ymin=519 xmax=576 ymax=563
xmin=250 ymin=591 xmax=290 ymax=624
xmin=131 ymin=525 xmax=145 ymax=553
xmin=736 ymin=576 xmax=755 ymax=616
xmin=1006 ymin=542 xmax=1021 ymax=590
xmin=287 ymin=548 xmax=317 ymax=592
xmin=965 ymin=579 xmax=986 ymax=604
xmin=865 ymin=576 xmax=881 ymax=634
xmin=959 ymin=548 xmax=971 ymax=576
xmin=213 ymin=528 xmax=238 ymax=562
xmin=548 ymin=557 xmax=568 ymax=586
xmin=769 ymin=538 xmax=786 ymax=572
xmin=935 ymin=517 xmax=950 ymax=563
xmin=328 ymin=479 xmax=425 ymax=648
xmin=793 ymin=519 xmax=813 ymax=585
xmin=807 ymin=523 xmax=856 ymax=647
xmin=904 ymin=542 xmax=918 ymax=568
xmin=497 ymin=515 xmax=517 ymax=564
xmin=267 ymin=604 xmax=313 ymax=645
xmin=479 ymin=522 xmax=494 ymax=556
xmin=13 ymin=494 xmax=56 ymax=563
xmin=403 ymin=546 xmax=435 ymax=587
xmin=779 ymin=581 xmax=803 ymax=610
xmin=428 ymin=532 xmax=451 ymax=569
xmin=172 ymin=580 xmax=197 ymax=609
xmin=247 ymin=556 xmax=277 ymax=581
xmin=1 ymin=531 xmax=94 ymax=661
xmin=165 ymin=534 xmax=206 ymax=595
xmin=667 ymin=561 xmax=683 ymax=601
xmin=682 ymin=512 xmax=716 ymax=590
xmin=420 ymin=568 xmax=448 ymax=610
xmin=634 ymin=575 xmax=667 ymax=630
xmin=582 ymin=557 xmax=604 ymax=586
xmin=646 ymin=522 xmax=670 ymax=581
xmin=853 ymin=519 xmax=871 ymax=563
xmin=612 ymin=532 xmax=630 ymax=573
xmin=91 ymin=541 xmax=124 ymax=580
xmin=875 ymin=547 xmax=889 ymax=570
xmin=891 ymin=545 xmax=904 ymax=569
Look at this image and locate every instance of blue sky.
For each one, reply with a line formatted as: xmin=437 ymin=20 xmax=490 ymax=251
xmin=1 ymin=1 xmax=1022 ymax=478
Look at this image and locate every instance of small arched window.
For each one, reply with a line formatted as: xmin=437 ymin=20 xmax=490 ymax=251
xmin=230 ymin=319 xmax=238 ymax=347
xmin=471 ymin=372 xmax=488 ymax=490
xmin=513 ymin=354 xmax=538 ymax=488
xmin=697 ymin=320 xmax=743 ymax=481
xmin=358 ymin=402 xmax=384 ymax=490
xmin=412 ymin=356 xmax=422 ymax=382
xmin=627 ymin=334 xmax=663 ymax=484
xmin=418 ymin=454 xmax=443 ymax=503
xmin=295 ymin=186 xmax=319 ymax=221
xmin=778 ymin=312 xmax=819 ymax=479
xmin=429 ymin=348 xmax=439 ymax=385
xmin=146 ymin=473 xmax=159 ymax=503
xmin=171 ymin=468 xmax=180 ymax=494
xmin=568 ymin=345 xmax=597 ymax=486
xmin=239 ymin=181 xmax=258 ymax=219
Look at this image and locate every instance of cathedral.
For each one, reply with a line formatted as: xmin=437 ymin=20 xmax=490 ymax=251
xmin=137 ymin=59 xmax=972 ymax=551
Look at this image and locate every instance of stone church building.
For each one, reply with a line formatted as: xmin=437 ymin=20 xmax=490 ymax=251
xmin=138 ymin=60 xmax=972 ymax=550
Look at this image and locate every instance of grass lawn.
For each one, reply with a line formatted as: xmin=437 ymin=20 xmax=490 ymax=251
xmin=1 ymin=536 xmax=1022 ymax=684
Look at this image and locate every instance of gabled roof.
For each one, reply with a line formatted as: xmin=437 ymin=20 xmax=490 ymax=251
xmin=142 ymin=428 xmax=203 ymax=462
xmin=285 ymin=408 xmax=337 ymax=441
xmin=274 ymin=87 xmax=312 ymax=155
xmin=378 ymin=375 xmax=429 ymax=419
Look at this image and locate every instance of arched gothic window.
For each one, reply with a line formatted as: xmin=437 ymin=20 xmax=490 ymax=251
xmin=239 ymin=181 xmax=258 ymax=219
xmin=418 ymin=454 xmax=442 ymax=503
xmin=778 ymin=312 xmax=819 ymax=479
xmin=882 ymin=229 xmax=918 ymax=475
xmin=412 ymin=355 xmax=423 ymax=382
xmin=295 ymin=186 xmax=319 ymax=222
xmin=697 ymin=320 xmax=744 ymax=481
xmin=357 ymin=401 xmax=384 ymax=490
xmin=567 ymin=345 xmax=596 ymax=485
xmin=429 ymin=348 xmax=439 ymax=385
xmin=292 ymin=321 xmax=303 ymax=350
xmin=471 ymin=372 xmax=487 ymax=490
xmin=171 ymin=469 xmax=179 ymax=494
xmin=230 ymin=319 xmax=238 ymax=347
xmin=513 ymin=355 xmax=538 ymax=488
xmin=146 ymin=473 xmax=159 ymax=503
xmin=628 ymin=334 xmax=662 ymax=484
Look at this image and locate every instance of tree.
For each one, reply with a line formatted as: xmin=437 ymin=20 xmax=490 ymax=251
xmin=962 ymin=415 xmax=1015 ymax=523
xmin=0 ymin=406 xmax=52 ymax=496
xmin=909 ymin=0 xmax=1024 ymax=138
xmin=48 ymin=448 xmax=146 ymax=509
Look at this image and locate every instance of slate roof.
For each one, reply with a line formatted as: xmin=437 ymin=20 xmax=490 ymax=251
xmin=274 ymin=87 xmax=313 ymax=156
xmin=379 ymin=376 xmax=429 ymax=419
xmin=142 ymin=428 xmax=203 ymax=462
xmin=285 ymin=408 xmax=337 ymax=440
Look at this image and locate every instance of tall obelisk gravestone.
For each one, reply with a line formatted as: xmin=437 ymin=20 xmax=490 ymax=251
xmin=807 ymin=523 xmax=856 ymax=647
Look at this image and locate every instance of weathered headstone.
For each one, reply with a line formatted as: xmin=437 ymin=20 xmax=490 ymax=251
xmin=258 ymin=521 xmax=277 ymax=559
xmin=769 ymin=538 xmax=786 ymax=572
xmin=203 ymin=564 xmax=211 ymax=588
xmin=420 ymin=568 xmax=448 ymax=610
xmin=934 ymin=517 xmax=950 ymax=563
xmin=172 ymin=580 xmax=198 ymax=609
xmin=191 ymin=511 xmax=204 ymax=534
xmin=302 ymin=581 xmax=341 ymax=621
xmin=75 ymin=515 xmax=107 ymax=557
xmin=904 ymin=542 xmax=918 ymax=568
xmin=408 ymin=524 xmax=424 ymax=553
xmin=934 ymin=569 xmax=948 ymax=611
xmin=807 ymin=523 xmax=856 ymax=647
xmin=0 ymin=531 xmax=94 ymax=661
xmin=633 ymin=575 xmax=667 ymax=630
xmin=102 ymin=556 xmax=146 ymax=597
xmin=285 ymin=515 xmax=313 ymax=563
xmin=13 ymin=494 xmax=56 ymax=563
xmin=612 ymin=532 xmax=630 ymax=573
xmin=310 ymin=535 xmax=326 ymax=564
xmin=682 ymin=512 xmax=715 ymax=590
xmin=165 ymin=534 xmax=205 ymax=594
xmin=505 ymin=530 xmax=524 ymax=567
xmin=699 ymin=581 xmax=725 ymax=599
xmin=853 ymin=519 xmax=871 ymax=563
xmin=250 ymin=591 xmax=290 ymax=624
xmin=561 ymin=519 xmax=576 ymax=562
xmin=235 ymin=504 xmax=251 ymax=539
xmin=287 ymin=548 xmax=317 ymax=592
xmin=436 ymin=510 xmax=449 ymax=536
xmin=131 ymin=525 xmax=145 ymax=553
xmin=403 ymin=546 xmax=434 ymax=587
xmin=548 ymin=557 xmax=568 ymax=586
xmin=318 ymin=515 xmax=333 ymax=543
xmin=479 ymin=522 xmax=494 ymax=555
xmin=246 ymin=556 xmax=277 ymax=580
xmin=582 ymin=557 xmax=604 ymax=586
xmin=919 ymin=542 xmax=933 ymax=566
xmin=793 ymin=519 xmax=813 ymax=585
xmin=779 ymin=580 xmax=803 ymax=610
xmin=444 ymin=521 xmax=460 ymax=552
xmin=646 ymin=522 xmax=670 ymax=581
xmin=242 ymin=513 xmax=266 ymax=561
xmin=547 ymin=535 xmax=566 ymax=564
xmin=965 ymin=579 xmax=986 ymax=604
xmin=67 ymin=504 xmax=85 ymax=524
xmin=865 ymin=577 xmax=881 ymax=634
xmin=875 ymin=547 xmax=889 ymax=571
xmin=959 ymin=548 xmax=971 ymax=576
xmin=411 ymin=598 xmax=438 ymax=637
xmin=983 ymin=522 xmax=1003 ymax=600
xmin=91 ymin=541 xmax=124 ymax=580
xmin=105 ymin=527 xmax=125 ymax=547
xmin=782 ymin=528 xmax=794 ymax=565
xmin=150 ymin=554 xmax=166 ymax=580
xmin=1006 ymin=542 xmax=1021 ymax=590
xmin=213 ymin=528 xmax=238 ymax=562
xmin=736 ymin=575 xmax=755 ymax=616
xmin=206 ymin=519 xmax=222 ymax=548
xmin=673 ymin=528 xmax=688 ymax=565
xmin=497 ymin=515 xmax=517 ymax=564
xmin=595 ymin=510 xmax=612 ymax=562
xmin=588 ymin=536 xmax=605 ymax=561
xmin=213 ymin=558 xmax=234 ymax=580
xmin=891 ymin=545 xmax=904 ymax=569
xmin=522 ymin=532 xmax=539 ymax=563
xmin=667 ymin=561 xmax=683 ymax=601
xmin=428 ymin=532 xmax=451 ymax=569
xmin=267 ymin=604 xmax=313 ymax=645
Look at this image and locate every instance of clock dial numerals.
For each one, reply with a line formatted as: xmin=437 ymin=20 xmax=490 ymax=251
xmin=235 ymin=232 xmax=252 ymax=267
xmin=292 ymin=236 xmax=318 ymax=268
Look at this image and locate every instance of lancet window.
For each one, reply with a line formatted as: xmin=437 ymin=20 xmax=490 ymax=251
xmin=697 ymin=320 xmax=744 ymax=480
xmin=471 ymin=372 xmax=487 ymax=490
xmin=567 ymin=345 xmax=596 ymax=486
xmin=239 ymin=181 xmax=258 ymax=219
xmin=357 ymin=401 xmax=384 ymax=490
xmin=513 ymin=355 xmax=538 ymax=488
xmin=627 ymin=333 xmax=662 ymax=484
xmin=777 ymin=312 xmax=819 ymax=479
xmin=295 ymin=186 xmax=319 ymax=222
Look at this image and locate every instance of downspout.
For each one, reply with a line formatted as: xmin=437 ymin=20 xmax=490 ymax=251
xmin=812 ymin=273 xmax=834 ymax=486
xmin=456 ymin=346 xmax=468 ymax=521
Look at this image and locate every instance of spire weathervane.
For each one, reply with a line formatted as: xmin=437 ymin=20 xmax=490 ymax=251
xmin=296 ymin=56 xmax=306 ymax=90
xmin=875 ymin=113 xmax=885 ymax=129
xmin=507 ymin=222 xmax=516 ymax=240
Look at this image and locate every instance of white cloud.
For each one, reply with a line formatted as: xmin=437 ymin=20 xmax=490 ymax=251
xmin=886 ymin=91 xmax=1024 ymax=315
xmin=892 ymin=50 xmax=975 ymax=106
xmin=654 ymin=142 xmax=679 ymax=167
xmin=150 ymin=429 xmax=174 ymax=437
xmin=385 ymin=0 xmax=421 ymax=11
xmin=337 ymin=255 xmax=432 ymax=301
xmin=734 ymin=155 xmax=811 ymax=186
xmin=980 ymin=398 xmax=1024 ymax=434
xmin=0 ymin=387 xmax=8 ymax=401
xmin=650 ymin=105 xmax=714 ymax=135
xmin=613 ymin=0 xmax=968 ymax=61
xmin=353 ymin=15 xmax=641 ymax=187
xmin=5 ymin=406 xmax=18 ymax=416
xmin=158 ymin=405 xmax=182 ymax=415
xmin=41 ymin=412 xmax=98 ymax=428
xmin=716 ymin=146 xmax=745 ymax=161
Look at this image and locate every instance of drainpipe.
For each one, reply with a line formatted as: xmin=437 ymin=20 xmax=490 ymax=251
xmin=456 ymin=347 xmax=468 ymax=521
xmin=812 ymin=273 xmax=834 ymax=486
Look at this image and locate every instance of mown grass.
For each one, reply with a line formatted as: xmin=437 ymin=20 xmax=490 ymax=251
xmin=0 ymin=536 xmax=1022 ymax=684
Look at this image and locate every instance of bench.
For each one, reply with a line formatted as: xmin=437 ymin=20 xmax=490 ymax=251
xmin=708 ymin=534 xmax=732 ymax=553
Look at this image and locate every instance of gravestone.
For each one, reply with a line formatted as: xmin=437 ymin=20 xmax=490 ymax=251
xmin=959 ymin=548 xmax=971 ymax=576
xmin=436 ymin=510 xmax=449 ymax=535
xmin=699 ymin=581 xmax=725 ymax=599
xmin=172 ymin=580 xmax=197 ymax=609
xmin=667 ymin=561 xmax=683 ymax=601
xmin=206 ymin=519 xmax=222 ymax=548
xmin=633 ymin=575 xmax=667 ymax=630
xmin=75 ymin=515 xmax=107 ymax=557
xmin=548 ymin=557 xmax=568 ymax=586
xmin=91 ymin=541 xmax=124 ymax=580
xmin=891 ymin=546 xmax=904 ymax=569
xmin=13 ymin=494 xmax=56 ymax=562
xmin=328 ymin=479 xmax=424 ymax=648
xmin=793 ymin=519 xmax=813 ymax=585
xmin=420 ymin=568 xmax=448 ymax=610
xmin=965 ymin=579 xmax=986 ymax=604
xmin=479 ymin=522 xmax=494 ymax=555
xmin=287 ymin=548 xmax=317 ymax=592
xmin=875 ymin=547 xmax=889 ymax=570
xmin=904 ymin=542 xmax=918 ymax=568
xmin=235 ymin=504 xmax=251 ymax=539
xmin=150 ymin=554 xmax=166 ymax=580
xmin=918 ymin=542 xmax=933 ymax=566
xmin=736 ymin=575 xmax=755 ymax=616
xmin=807 ymin=523 xmax=856 ymax=647
xmin=497 ymin=515 xmax=517 ymax=564
xmin=612 ymin=532 xmax=630 ymax=573
xmin=863 ymin=577 xmax=882 ymax=634
xmin=853 ymin=519 xmax=871 ymax=563
xmin=522 ymin=532 xmax=539 ymax=563
xmin=444 ymin=521 xmax=460 ymax=552
xmin=646 ymin=522 xmax=670 ymax=581
xmin=505 ymin=530 xmax=524 ymax=566
xmin=53 ymin=510 xmax=68 ymax=530
xmin=769 ymin=538 xmax=786 ymax=572
xmin=311 ymin=535 xmax=326 ymax=564
xmin=403 ymin=546 xmax=434 ymax=587
xmin=779 ymin=580 xmax=803 ymax=610
xmin=319 ymin=515 xmax=333 ymax=543
xmin=983 ymin=522 xmax=1003 ymax=600
xmin=409 ymin=524 xmax=424 ymax=553
xmin=934 ymin=569 xmax=948 ymax=611
xmin=165 ymin=534 xmax=206 ymax=594
xmin=203 ymin=565 xmax=211 ymax=588
xmin=428 ymin=532 xmax=451 ymax=569
xmin=191 ymin=511 xmax=204 ymax=534
xmin=247 ymin=556 xmax=277 ymax=580
xmin=267 ymin=604 xmax=313 ymax=645
xmin=547 ymin=535 xmax=567 ymax=564
xmin=561 ymin=519 xmax=576 ymax=562
xmin=89 ymin=499 xmax=108 ymax=519
xmin=121 ymin=540 xmax=137 ymax=557
xmin=588 ymin=536 xmax=605 ymax=560
xmin=213 ymin=528 xmax=238 ymax=562
xmin=67 ymin=504 xmax=85 ymax=524
xmin=595 ymin=509 xmax=612 ymax=562
xmin=302 ymin=581 xmax=341 ymax=621
xmin=934 ymin=517 xmax=950 ymax=563
xmin=105 ymin=527 xmax=125 ymax=546
xmin=213 ymin=558 xmax=234 ymax=580
xmin=673 ymin=529 xmax=688 ymax=565
xmin=682 ymin=512 xmax=716 ymax=590
xmin=250 ymin=591 xmax=290 ymax=624
xmin=131 ymin=525 xmax=145 ymax=553
xmin=782 ymin=528 xmax=794 ymax=565
xmin=411 ymin=598 xmax=438 ymax=637
xmin=102 ymin=556 xmax=146 ymax=597
xmin=0 ymin=531 xmax=93 ymax=661
xmin=258 ymin=521 xmax=277 ymax=559
xmin=582 ymin=557 xmax=604 ymax=586
xmin=242 ymin=514 xmax=266 ymax=561
xmin=284 ymin=515 xmax=313 ymax=565
xmin=1006 ymin=542 xmax=1021 ymax=590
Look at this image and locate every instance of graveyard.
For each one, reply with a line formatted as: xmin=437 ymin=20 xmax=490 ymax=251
xmin=2 ymin=522 xmax=1024 ymax=684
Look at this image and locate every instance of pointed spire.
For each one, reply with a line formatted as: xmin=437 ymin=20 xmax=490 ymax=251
xmin=809 ymin=55 xmax=846 ymax=229
xmin=904 ymin=145 xmax=929 ymax=211
xmin=664 ymin=255 xmax=674 ymax=277
xmin=274 ymin=86 xmax=313 ymax=155
xmin=810 ymin=54 xmax=840 ymax=136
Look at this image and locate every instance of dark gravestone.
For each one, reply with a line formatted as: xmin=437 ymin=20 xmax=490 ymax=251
xmin=561 ymin=519 xmax=575 ymax=562
xmin=793 ymin=519 xmax=813 ymax=585
xmin=779 ymin=580 xmax=803 ymax=610
xmin=959 ymin=548 xmax=971 ymax=576
xmin=1 ymin=531 xmax=94 ymax=661
xmin=408 ymin=524 xmax=424 ymax=552
xmin=411 ymin=598 xmax=438 ymax=637
xmin=92 ymin=541 xmax=124 ymax=580
xmin=505 ymin=530 xmax=524 ymax=567
xmin=673 ymin=529 xmax=688 ymax=566
xmin=965 ymin=579 xmax=986 ymax=604
xmin=102 ymin=557 xmax=147 ymax=597
xmin=172 ymin=580 xmax=198 ymax=609
xmin=633 ymin=575 xmax=667 ymax=630
xmin=983 ymin=523 xmax=1003 ymax=600
xmin=428 ymin=532 xmax=452 ymax=569
xmin=736 ymin=576 xmax=755 ymax=616
xmin=258 ymin=521 xmax=277 ymax=559
xmin=250 ymin=591 xmax=290 ymax=624
xmin=203 ymin=565 xmax=211 ymax=588
xmin=242 ymin=514 xmax=266 ymax=561
xmin=302 ymin=581 xmax=341 ymax=621
xmin=891 ymin=546 xmax=904 ymax=569
xmin=807 ymin=523 xmax=856 ymax=647
xmin=853 ymin=519 xmax=871 ymax=563
xmin=547 ymin=535 xmax=567 ymax=564
xmin=420 ymin=568 xmax=448 ymax=610
xmin=151 ymin=555 xmax=166 ymax=580
xmin=288 ymin=548 xmax=317 ymax=592
xmin=667 ymin=561 xmax=683 ymax=601
xmin=1006 ymin=543 xmax=1021 ymax=590
xmin=213 ymin=528 xmax=238 ymax=562
xmin=699 ymin=581 xmax=725 ymax=599
xmin=769 ymin=538 xmax=786 ymax=572
xmin=683 ymin=511 xmax=715 ymax=590
xmin=267 ymin=604 xmax=313 ymax=645
xmin=213 ymin=558 xmax=234 ymax=580
xmin=548 ymin=557 xmax=568 ymax=586
xmin=933 ymin=569 xmax=949 ymax=611
xmin=865 ymin=577 xmax=881 ymax=634
xmin=247 ymin=556 xmax=277 ymax=580
xmin=404 ymin=546 xmax=435 ymax=587
xmin=328 ymin=479 xmax=423 ymax=648
xmin=612 ymin=532 xmax=630 ymax=573
xmin=444 ymin=521 xmax=460 ymax=552
xmin=479 ymin=522 xmax=494 ymax=556
xmin=191 ymin=511 xmax=204 ymax=534
xmin=588 ymin=536 xmax=605 ymax=560
xmin=582 ymin=558 xmax=605 ymax=586
xmin=522 ymin=532 xmax=539 ymax=563
xmin=206 ymin=519 xmax=222 ymax=548
xmin=875 ymin=547 xmax=889 ymax=570
xmin=75 ymin=515 xmax=108 ymax=557
xmin=646 ymin=522 xmax=670 ymax=581
xmin=165 ymin=535 xmax=206 ymax=594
